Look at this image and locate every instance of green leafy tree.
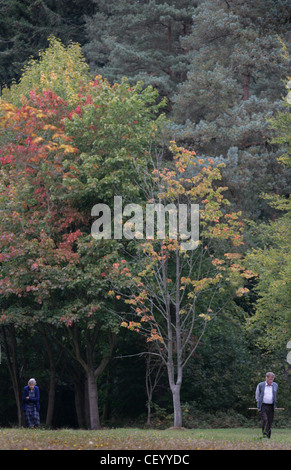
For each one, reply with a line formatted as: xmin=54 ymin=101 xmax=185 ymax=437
xmin=245 ymin=81 xmax=291 ymax=352
xmin=62 ymin=75 xmax=166 ymax=207
xmin=245 ymin=215 xmax=291 ymax=351
xmin=2 ymin=36 xmax=91 ymax=106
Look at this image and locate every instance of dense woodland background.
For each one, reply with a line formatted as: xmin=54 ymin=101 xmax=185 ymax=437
xmin=0 ymin=0 xmax=290 ymax=429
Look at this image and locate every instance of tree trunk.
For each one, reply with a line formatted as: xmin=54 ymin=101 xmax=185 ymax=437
xmin=84 ymin=377 xmax=90 ymax=428
xmin=162 ymin=245 xmax=184 ymax=428
xmin=67 ymin=361 xmax=86 ymax=428
xmin=167 ymin=22 xmax=172 ymax=52
xmin=172 ymin=247 xmax=183 ymax=428
xmin=145 ymin=350 xmax=164 ymax=426
xmin=74 ymin=372 xmax=86 ymax=428
xmin=146 ymin=398 xmax=152 ymax=426
xmin=1 ymin=325 xmax=24 ymax=426
xmin=46 ymin=371 xmax=56 ymax=427
xmin=74 ymin=380 xmax=86 ymax=428
xmin=167 ymin=359 xmax=183 ymax=428
xmin=102 ymin=370 xmax=111 ymax=423
xmin=171 ymin=383 xmax=182 ymax=428
xmin=242 ymin=73 xmax=251 ymax=100
xmin=69 ymin=325 xmax=115 ymax=430
xmin=87 ymin=369 xmax=101 ymax=430
xmin=41 ymin=327 xmax=56 ymax=427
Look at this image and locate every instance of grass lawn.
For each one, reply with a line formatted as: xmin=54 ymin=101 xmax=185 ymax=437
xmin=0 ymin=427 xmax=290 ymax=450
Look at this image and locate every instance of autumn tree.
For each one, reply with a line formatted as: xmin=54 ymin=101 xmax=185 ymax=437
xmin=2 ymin=36 xmax=91 ymax=107
xmin=108 ymin=141 xmax=252 ymax=428
xmin=0 ymin=39 xmax=166 ymax=427
xmin=0 ymin=88 xmax=84 ymax=424
xmin=0 ymin=38 xmax=93 ymax=426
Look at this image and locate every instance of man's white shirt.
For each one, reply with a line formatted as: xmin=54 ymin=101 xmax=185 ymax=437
xmin=255 ymin=381 xmax=273 ymax=404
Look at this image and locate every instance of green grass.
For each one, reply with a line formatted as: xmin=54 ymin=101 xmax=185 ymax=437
xmin=0 ymin=427 xmax=290 ymax=450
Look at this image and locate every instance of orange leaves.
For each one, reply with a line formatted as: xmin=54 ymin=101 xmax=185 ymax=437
xmin=121 ymin=320 xmax=141 ymax=332
xmin=0 ymin=102 xmax=16 ymax=113
xmin=241 ymin=269 xmax=257 ymax=279
xmin=121 ymin=320 xmax=163 ymax=343
xmin=31 ymin=136 xmax=44 ymax=145
xmin=0 ymin=89 xmax=87 ymax=308
xmin=42 ymin=124 xmax=58 ymax=131
xmin=0 ymin=89 xmax=77 ymax=172
xmin=235 ymin=287 xmax=250 ymax=297
xmin=146 ymin=329 xmax=163 ymax=343
xmin=114 ymin=140 xmax=249 ymax=350
xmin=0 ymin=106 xmax=18 ymax=123
xmin=59 ymin=144 xmax=78 ymax=154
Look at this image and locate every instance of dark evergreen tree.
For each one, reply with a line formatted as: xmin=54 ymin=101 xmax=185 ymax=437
xmin=84 ymin=0 xmax=197 ymax=101
xmin=0 ymin=0 xmax=95 ymax=89
xmin=171 ymin=0 xmax=291 ymax=218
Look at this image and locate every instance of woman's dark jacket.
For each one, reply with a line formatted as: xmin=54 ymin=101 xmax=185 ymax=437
xmin=22 ymin=385 xmax=40 ymax=412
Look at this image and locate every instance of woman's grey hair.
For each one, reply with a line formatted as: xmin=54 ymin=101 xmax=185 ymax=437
xmin=28 ymin=378 xmax=36 ymax=385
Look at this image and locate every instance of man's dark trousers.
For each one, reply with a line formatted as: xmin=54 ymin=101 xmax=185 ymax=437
xmin=260 ymin=404 xmax=274 ymax=438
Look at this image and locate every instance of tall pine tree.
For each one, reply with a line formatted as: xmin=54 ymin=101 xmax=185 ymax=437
xmin=84 ymin=0 xmax=197 ymax=101
xmin=171 ymin=0 xmax=291 ymax=218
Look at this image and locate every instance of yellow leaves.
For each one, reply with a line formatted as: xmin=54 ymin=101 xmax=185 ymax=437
xmin=31 ymin=136 xmax=44 ymax=145
xmin=59 ymin=144 xmax=78 ymax=154
xmin=42 ymin=124 xmax=58 ymax=131
xmin=42 ymin=143 xmax=56 ymax=152
xmin=2 ymin=110 xmax=16 ymax=122
xmin=185 ymin=275 xmax=223 ymax=299
xmin=121 ymin=320 xmax=141 ymax=332
xmin=224 ymin=253 xmax=242 ymax=260
xmin=0 ymin=103 xmax=18 ymax=125
xmin=42 ymin=142 xmax=78 ymax=155
xmin=50 ymin=72 xmax=58 ymax=81
xmin=52 ymin=132 xmax=64 ymax=140
xmin=199 ymin=313 xmax=211 ymax=321
xmin=36 ymin=112 xmax=47 ymax=119
xmin=0 ymin=102 xmax=16 ymax=112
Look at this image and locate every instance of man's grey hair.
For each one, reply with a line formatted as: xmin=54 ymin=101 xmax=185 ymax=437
xmin=266 ymin=372 xmax=275 ymax=378
xmin=28 ymin=378 xmax=36 ymax=385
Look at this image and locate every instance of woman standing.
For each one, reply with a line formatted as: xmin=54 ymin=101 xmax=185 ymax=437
xmin=22 ymin=378 xmax=40 ymax=428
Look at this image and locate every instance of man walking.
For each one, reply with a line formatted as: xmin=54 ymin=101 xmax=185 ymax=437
xmin=255 ymin=372 xmax=278 ymax=438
